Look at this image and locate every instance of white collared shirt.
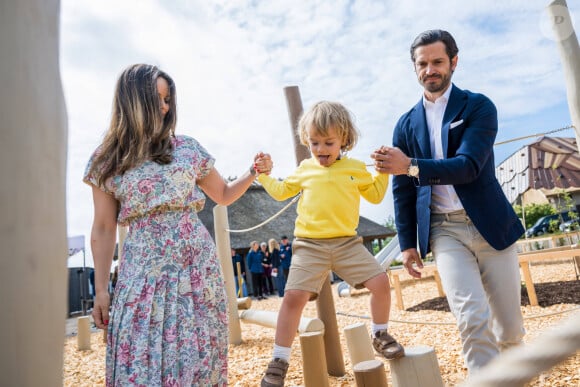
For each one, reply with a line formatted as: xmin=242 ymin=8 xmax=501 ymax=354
xmin=423 ymin=84 xmax=463 ymax=214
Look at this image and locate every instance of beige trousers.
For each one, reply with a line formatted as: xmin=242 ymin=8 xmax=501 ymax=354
xmin=430 ymin=210 xmax=525 ymax=373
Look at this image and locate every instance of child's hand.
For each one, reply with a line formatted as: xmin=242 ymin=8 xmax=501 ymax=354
xmin=253 ymin=152 xmax=273 ymax=175
xmin=371 ymin=146 xmax=390 ymax=173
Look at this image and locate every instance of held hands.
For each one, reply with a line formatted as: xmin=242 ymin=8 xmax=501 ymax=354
xmin=253 ymin=152 xmax=273 ymax=175
xmin=371 ymin=146 xmax=411 ymax=175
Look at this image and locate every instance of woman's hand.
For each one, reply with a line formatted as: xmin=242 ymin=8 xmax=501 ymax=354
xmin=92 ymin=291 xmax=111 ymax=329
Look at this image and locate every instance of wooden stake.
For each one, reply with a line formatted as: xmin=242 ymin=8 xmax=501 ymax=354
xmin=390 ymin=345 xmax=444 ymax=387
xmin=300 ymin=331 xmax=330 ymax=387
xmin=77 ymin=316 xmax=91 ymax=351
xmin=344 ymin=322 xmax=375 ymax=367
xmin=353 ymin=359 xmax=388 ymax=387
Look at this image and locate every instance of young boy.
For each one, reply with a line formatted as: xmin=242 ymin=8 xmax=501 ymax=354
xmin=258 ymin=101 xmax=404 ymax=387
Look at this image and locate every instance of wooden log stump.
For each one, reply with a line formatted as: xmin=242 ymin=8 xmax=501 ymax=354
xmin=353 ymin=359 xmax=388 ymax=387
xmin=390 ymin=345 xmax=444 ymax=387
xmin=344 ymin=322 xmax=375 ymax=367
xmin=237 ymin=296 xmax=252 ymax=310
xmin=300 ymin=331 xmax=330 ymax=387
xmin=77 ymin=316 xmax=91 ymax=351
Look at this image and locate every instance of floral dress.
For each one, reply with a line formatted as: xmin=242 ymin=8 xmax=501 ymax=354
xmin=84 ymin=135 xmax=228 ymax=386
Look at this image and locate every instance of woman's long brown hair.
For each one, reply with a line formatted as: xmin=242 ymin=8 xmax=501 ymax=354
xmin=90 ymin=64 xmax=177 ymax=187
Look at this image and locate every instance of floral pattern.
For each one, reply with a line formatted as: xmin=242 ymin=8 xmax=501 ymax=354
xmin=84 ymin=135 xmax=228 ymax=386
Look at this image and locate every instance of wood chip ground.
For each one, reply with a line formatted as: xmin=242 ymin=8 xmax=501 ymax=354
xmin=64 ymin=261 xmax=580 ymax=386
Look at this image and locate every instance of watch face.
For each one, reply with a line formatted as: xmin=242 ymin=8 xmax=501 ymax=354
xmin=408 ymin=165 xmax=419 ymax=177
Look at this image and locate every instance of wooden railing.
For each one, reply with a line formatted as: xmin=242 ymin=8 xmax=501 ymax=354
xmin=389 ymin=235 xmax=580 ymax=310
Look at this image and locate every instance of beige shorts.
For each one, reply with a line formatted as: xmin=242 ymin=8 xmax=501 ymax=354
xmin=286 ymin=236 xmax=385 ymax=299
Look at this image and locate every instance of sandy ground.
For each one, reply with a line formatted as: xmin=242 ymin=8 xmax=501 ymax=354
xmin=64 ymin=261 xmax=580 ymax=386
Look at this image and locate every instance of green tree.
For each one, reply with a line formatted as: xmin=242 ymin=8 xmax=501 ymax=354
xmin=514 ymin=202 xmax=556 ymax=229
xmin=372 ymin=215 xmax=397 ymax=254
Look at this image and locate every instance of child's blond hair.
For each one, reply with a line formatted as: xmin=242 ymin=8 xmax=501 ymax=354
xmin=298 ymin=101 xmax=360 ymax=152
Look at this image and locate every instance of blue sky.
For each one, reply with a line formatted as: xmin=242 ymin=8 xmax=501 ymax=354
xmin=61 ymin=1 xmax=578 ymax=263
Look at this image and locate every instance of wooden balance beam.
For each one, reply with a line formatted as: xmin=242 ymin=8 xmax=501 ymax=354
xmin=518 ymin=245 xmax=580 ymax=306
xmin=389 ymin=264 xmax=445 ymax=310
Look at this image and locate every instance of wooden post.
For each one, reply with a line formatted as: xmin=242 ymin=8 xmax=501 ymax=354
xmin=433 ymin=270 xmax=445 ymax=297
xmin=390 ymin=346 xmax=444 ymax=387
xmin=236 ymin=262 xmax=243 ymax=297
xmin=344 ymin=322 xmax=375 ymax=367
xmin=546 ymin=1 xmax=580 ymax=153
xmin=0 ymin=1 xmax=68 ymax=385
xmin=353 ymin=360 xmax=388 ymax=387
xmin=77 ymin=316 xmax=91 ymax=351
xmin=213 ymin=205 xmax=242 ymax=345
xmin=284 ymin=86 xmax=345 ymax=376
xmin=392 ymin=273 xmax=404 ymax=310
xmin=300 ymin=331 xmax=330 ymax=387
xmin=283 ymin=86 xmax=311 ymax=164
xmin=237 ymin=297 xmax=252 ymax=310
xmin=520 ymin=262 xmax=539 ymax=306
xmin=317 ymin=275 xmax=346 ymax=376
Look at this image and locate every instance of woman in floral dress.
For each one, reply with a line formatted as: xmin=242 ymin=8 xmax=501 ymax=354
xmin=84 ymin=64 xmax=271 ymax=386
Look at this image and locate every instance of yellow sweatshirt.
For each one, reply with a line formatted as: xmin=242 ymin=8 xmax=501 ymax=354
xmin=257 ymin=157 xmax=389 ymax=239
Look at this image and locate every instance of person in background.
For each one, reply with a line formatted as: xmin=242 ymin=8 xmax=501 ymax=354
xmin=261 ymin=241 xmax=274 ymax=296
xmin=258 ymin=101 xmax=404 ymax=387
xmin=372 ymin=29 xmax=525 ymax=373
xmin=279 ymin=235 xmax=292 ymax=284
xmin=231 ymin=248 xmax=247 ymax=297
xmin=247 ymin=241 xmax=266 ymax=300
xmin=268 ymin=238 xmax=285 ymax=297
xmin=85 ymin=63 xmax=272 ymax=386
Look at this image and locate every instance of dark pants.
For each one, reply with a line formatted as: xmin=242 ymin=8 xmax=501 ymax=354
xmin=274 ymin=268 xmax=286 ymax=297
xmin=251 ymin=272 xmax=264 ymax=298
xmin=262 ymin=267 xmax=274 ymax=295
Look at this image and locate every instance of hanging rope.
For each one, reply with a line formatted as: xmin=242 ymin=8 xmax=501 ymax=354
xmin=494 ymin=124 xmax=575 ymax=146
xmin=336 ymin=306 xmax=580 ymax=326
xmin=225 ymin=193 xmax=301 ymax=233
xmin=462 ymin=311 xmax=580 ymax=387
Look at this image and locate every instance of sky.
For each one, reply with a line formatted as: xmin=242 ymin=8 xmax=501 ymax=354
xmin=61 ymin=1 xmax=579 ymax=265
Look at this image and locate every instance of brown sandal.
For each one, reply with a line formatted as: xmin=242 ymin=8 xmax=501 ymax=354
xmin=261 ymin=358 xmax=289 ymax=387
xmin=372 ymin=330 xmax=405 ymax=360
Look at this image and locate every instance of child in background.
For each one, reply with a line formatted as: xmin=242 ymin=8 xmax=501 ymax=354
xmin=257 ymin=101 xmax=404 ymax=387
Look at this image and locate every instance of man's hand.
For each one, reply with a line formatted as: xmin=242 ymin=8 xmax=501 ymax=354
xmin=371 ymin=146 xmax=411 ymax=175
xmin=402 ymin=248 xmax=423 ymax=278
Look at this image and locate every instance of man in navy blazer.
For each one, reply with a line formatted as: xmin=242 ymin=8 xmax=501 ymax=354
xmin=373 ymin=29 xmax=525 ymax=373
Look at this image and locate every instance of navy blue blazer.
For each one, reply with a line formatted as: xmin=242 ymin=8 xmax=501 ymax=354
xmin=392 ymin=84 xmax=524 ymax=258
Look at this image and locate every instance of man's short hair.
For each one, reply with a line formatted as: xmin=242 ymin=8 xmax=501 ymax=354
xmin=281 ymin=235 xmax=288 ymax=239
xmin=410 ymin=29 xmax=458 ymax=63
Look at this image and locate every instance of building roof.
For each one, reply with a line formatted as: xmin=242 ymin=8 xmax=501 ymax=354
xmin=528 ymin=136 xmax=580 ymax=190
xmin=497 ymin=136 xmax=580 ymax=203
xmin=197 ymin=183 xmax=395 ymax=250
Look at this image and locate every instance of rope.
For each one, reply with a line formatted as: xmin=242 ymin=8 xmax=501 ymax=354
xmin=336 ymin=306 xmax=580 ymax=326
xmin=463 ymin=311 xmax=580 ymax=387
xmin=225 ymin=193 xmax=301 ymax=233
xmin=363 ymin=124 xmax=575 ymax=166
xmin=494 ymin=124 xmax=575 ymax=146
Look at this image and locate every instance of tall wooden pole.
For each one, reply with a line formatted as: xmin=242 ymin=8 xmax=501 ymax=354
xmin=546 ymin=1 xmax=580 ymax=152
xmin=0 ymin=1 xmax=68 ymax=385
xmin=214 ymin=205 xmax=243 ymax=345
xmin=546 ymin=1 xmax=580 ymax=274
xmin=283 ymin=86 xmax=346 ymax=376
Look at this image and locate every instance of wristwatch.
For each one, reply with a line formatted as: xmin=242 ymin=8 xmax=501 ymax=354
xmin=407 ymin=158 xmax=419 ymax=178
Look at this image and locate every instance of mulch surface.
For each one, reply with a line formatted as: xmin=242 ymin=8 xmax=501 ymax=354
xmin=64 ymin=260 xmax=580 ymax=386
